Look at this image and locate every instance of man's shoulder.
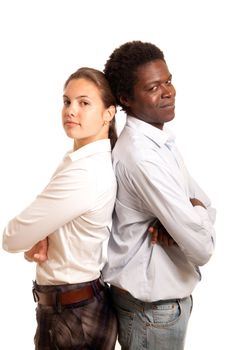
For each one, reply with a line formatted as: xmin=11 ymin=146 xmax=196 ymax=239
xmin=113 ymin=131 xmax=142 ymax=167
xmin=113 ymin=133 xmax=162 ymax=183
xmin=113 ymin=126 xmax=161 ymax=163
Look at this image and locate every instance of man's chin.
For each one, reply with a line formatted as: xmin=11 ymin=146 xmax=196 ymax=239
xmin=164 ymin=113 xmax=175 ymax=123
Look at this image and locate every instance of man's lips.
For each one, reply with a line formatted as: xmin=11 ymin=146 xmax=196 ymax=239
xmin=159 ymin=104 xmax=175 ymax=109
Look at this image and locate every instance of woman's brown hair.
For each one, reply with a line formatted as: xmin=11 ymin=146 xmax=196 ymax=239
xmin=64 ymin=67 xmax=117 ymax=149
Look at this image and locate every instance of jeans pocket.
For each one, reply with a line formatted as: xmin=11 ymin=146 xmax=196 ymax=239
xmin=116 ymin=306 xmax=135 ymax=347
xmin=151 ymin=299 xmax=181 ymax=327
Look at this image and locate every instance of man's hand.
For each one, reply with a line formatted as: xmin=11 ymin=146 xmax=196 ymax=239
xmin=190 ymin=198 xmax=206 ymax=208
xmin=148 ymin=219 xmax=176 ymax=246
xmin=24 ymin=238 xmax=48 ymax=263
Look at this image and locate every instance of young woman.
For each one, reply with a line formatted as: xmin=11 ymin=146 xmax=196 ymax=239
xmin=2 ymin=67 xmax=118 ymax=349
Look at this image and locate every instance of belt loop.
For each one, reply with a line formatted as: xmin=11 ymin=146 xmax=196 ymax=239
xmin=55 ymin=288 xmax=62 ymax=313
xmin=32 ymin=280 xmax=39 ymax=303
xmin=91 ymin=279 xmax=102 ymax=301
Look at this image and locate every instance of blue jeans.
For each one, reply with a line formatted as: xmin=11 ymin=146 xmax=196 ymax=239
xmin=111 ymin=287 xmax=193 ymax=350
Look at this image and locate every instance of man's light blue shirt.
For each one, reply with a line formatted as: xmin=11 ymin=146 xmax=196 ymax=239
xmin=103 ymin=116 xmax=216 ymax=302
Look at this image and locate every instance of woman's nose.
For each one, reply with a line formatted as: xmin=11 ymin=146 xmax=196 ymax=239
xmin=67 ymin=103 xmax=78 ymax=118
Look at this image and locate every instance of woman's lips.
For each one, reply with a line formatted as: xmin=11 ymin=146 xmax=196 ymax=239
xmin=64 ymin=121 xmax=80 ymax=127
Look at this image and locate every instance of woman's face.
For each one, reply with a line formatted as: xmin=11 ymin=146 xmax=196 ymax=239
xmin=62 ymin=78 xmax=113 ymax=149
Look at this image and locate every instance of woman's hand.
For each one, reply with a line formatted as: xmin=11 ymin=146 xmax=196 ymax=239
xmin=24 ymin=238 xmax=48 ymax=263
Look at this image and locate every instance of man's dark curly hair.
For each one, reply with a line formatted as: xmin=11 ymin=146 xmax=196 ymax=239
xmin=104 ymin=41 xmax=165 ymax=112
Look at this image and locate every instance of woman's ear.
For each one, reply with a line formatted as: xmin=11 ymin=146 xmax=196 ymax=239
xmin=104 ymin=105 xmax=116 ymax=122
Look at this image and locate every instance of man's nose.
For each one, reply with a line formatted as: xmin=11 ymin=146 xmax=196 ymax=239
xmin=160 ymin=84 xmax=173 ymax=97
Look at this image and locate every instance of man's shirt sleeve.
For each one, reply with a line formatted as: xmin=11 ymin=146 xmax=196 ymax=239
xmin=128 ymin=159 xmax=216 ymax=266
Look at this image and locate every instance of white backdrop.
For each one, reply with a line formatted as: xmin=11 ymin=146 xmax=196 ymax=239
xmin=0 ymin=1 xmax=232 ymax=349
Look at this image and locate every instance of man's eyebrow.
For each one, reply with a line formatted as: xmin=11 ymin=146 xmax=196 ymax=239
xmin=161 ymin=74 xmax=172 ymax=82
xmin=145 ymin=74 xmax=173 ymax=86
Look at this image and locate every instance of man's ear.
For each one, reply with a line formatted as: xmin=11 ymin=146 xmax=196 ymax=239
xmin=119 ymin=96 xmax=131 ymax=107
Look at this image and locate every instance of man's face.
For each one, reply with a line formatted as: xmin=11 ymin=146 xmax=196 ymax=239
xmin=122 ymin=59 xmax=176 ymax=129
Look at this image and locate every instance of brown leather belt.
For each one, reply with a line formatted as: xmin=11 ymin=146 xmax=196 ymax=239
xmin=111 ymin=285 xmax=128 ymax=294
xmin=33 ymin=279 xmax=104 ymax=306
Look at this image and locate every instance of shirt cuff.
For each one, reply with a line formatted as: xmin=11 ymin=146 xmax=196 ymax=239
xmin=193 ymin=205 xmax=209 ymax=220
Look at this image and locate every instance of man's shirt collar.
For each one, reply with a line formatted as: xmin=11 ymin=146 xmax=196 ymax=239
xmin=127 ymin=116 xmax=175 ymax=147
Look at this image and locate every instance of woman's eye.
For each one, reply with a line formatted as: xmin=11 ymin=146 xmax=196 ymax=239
xmin=80 ymin=101 xmax=89 ymax=106
xmin=63 ymin=100 xmax=70 ymax=106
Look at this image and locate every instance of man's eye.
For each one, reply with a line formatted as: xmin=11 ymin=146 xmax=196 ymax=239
xmin=166 ymin=79 xmax=172 ymax=85
xmin=149 ymin=85 xmax=159 ymax=91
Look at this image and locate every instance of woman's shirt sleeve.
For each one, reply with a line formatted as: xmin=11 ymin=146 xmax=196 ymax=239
xmin=2 ymin=162 xmax=95 ymax=253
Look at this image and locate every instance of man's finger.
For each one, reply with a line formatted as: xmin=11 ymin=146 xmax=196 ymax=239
xmin=149 ymin=227 xmax=158 ymax=245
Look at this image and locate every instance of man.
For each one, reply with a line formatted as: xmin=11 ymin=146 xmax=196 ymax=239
xmin=25 ymin=41 xmax=216 ymax=350
xmin=102 ymin=41 xmax=216 ymax=350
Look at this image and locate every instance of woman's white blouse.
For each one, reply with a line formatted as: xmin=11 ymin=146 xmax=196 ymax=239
xmin=3 ymin=139 xmax=117 ymax=285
